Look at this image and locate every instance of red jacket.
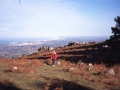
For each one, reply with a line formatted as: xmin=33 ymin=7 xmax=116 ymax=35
xmin=51 ymin=52 xmax=57 ymax=59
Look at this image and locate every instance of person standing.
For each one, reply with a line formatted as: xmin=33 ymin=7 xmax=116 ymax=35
xmin=51 ymin=50 xmax=57 ymax=66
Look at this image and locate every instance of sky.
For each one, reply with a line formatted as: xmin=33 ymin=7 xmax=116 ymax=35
xmin=0 ymin=0 xmax=120 ymax=39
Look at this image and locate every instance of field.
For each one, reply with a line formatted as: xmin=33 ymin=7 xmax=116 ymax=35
xmin=0 ymin=41 xmax=120 ymax=90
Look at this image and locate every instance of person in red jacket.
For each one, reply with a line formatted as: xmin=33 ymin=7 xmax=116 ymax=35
xmin=51 ymin=50 xmax=57 ymax=66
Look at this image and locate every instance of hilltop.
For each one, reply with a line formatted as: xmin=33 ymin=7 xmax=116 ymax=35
xmin=0 ymin=39 xmax=120 ymax=90
xmin=0 ymin=36 xmax=109 ymax=58
xmin=21 ymin=40 xmax=120 ymax=66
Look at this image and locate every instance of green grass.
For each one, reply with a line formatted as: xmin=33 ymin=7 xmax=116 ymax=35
xmin=0 ymin=60 xmax=119 ymax=90
xmin=0 ymin=62 xmax=91 ymax=90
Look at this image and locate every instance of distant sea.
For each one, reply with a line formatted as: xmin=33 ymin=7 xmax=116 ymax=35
xmin=0 ymin=37 xmax=48 ymax=44
xmin=0 ymin=36 xmax=110 ymax=44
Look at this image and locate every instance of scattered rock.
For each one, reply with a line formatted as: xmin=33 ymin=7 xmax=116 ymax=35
xmin=13 ymin=66 xmax=17 ymax=70
xmin=69 ymin=67 xmax=74 ymax=71
xmin=89 ymin=63 xmax=92 ymax=67
xmin=57 ymin=61 xmax=61 ymax=65
xmin=107 ymin=69 xmax=115 ymax=76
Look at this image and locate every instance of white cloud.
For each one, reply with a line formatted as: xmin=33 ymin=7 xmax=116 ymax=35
xmin=0 ymin=0 xmax=118 ymax=38
xmin=0 ymin=0 xmax=85 ymax=37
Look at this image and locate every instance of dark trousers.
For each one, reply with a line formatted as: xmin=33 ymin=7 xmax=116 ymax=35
xmin=52 ymin=59 xmax=56 ymax=65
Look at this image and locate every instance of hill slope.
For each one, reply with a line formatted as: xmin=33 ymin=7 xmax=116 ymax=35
xmin=0 ymin=40 xmax=120 ymax=90
xmin=22 ymin=41 xmax=120 ymax=66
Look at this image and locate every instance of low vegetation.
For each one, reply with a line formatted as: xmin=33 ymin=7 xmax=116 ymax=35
xmin=0 ymin=38 xmax=120 ymax=90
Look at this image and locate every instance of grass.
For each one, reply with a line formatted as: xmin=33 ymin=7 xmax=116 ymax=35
xmin=0 ymin=58 xmax=120 ymax=90
xmin=1 ymin=39 xmax=120 ymax=90
xmin=0 ymin=60 xmax=71 ymax=90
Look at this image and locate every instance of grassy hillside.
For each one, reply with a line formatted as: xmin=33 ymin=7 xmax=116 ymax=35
xmin=0 ymin=40 xmax=120 ymax=90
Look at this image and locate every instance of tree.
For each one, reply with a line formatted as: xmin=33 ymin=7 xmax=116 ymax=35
xmin=110 ymin=16 xmax=120 ymax=40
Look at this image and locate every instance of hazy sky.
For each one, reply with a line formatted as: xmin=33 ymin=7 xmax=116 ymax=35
xmin=0 ymin=0 xmax=120 ymax=38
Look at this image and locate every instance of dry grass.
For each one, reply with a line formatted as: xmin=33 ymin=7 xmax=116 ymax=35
xmin=0 ymin=40 xmax=120 ymax=90
xmin=0 ymin=59 xmax=120 ymax=90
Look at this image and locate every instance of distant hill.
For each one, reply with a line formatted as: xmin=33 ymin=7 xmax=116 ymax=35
xmin=0 ymin=36 xmax=109 ymax=58
xmin=0 ymin=55 xmax=6 ymax=59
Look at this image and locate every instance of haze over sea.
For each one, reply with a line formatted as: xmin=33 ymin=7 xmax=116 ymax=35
xmin=0 ymin=36 xmax=110 ymax=44
xmin=0 ymin=36 xmax=110 ymax=58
